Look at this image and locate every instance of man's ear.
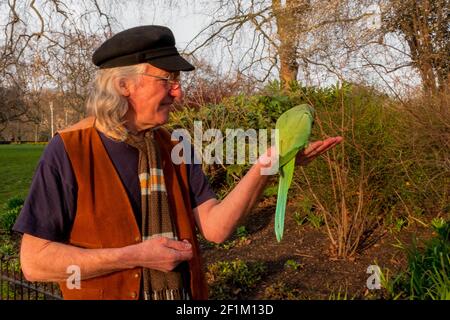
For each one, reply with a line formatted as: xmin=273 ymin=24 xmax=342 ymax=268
xmin=116 ymin=78 xmax=130 ymax=97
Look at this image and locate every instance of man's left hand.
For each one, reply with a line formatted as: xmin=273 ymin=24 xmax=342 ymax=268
xmin=295 ymin=136 xmax=343 ymax=166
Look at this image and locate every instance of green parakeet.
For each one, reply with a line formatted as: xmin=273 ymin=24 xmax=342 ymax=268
xmin=275 ymin=104 xmax=315 ymax=242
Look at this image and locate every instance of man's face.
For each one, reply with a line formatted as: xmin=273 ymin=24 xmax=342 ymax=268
xmin=125 ymin=64 xmax=182 ymax=131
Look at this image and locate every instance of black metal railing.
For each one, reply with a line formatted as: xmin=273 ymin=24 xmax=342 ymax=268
xmin=0 ymin=256 xmax=62 ymax=300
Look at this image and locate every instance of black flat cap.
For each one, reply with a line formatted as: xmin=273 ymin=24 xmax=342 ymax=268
xmin=92 ymin=25 xmax=195 ymax=71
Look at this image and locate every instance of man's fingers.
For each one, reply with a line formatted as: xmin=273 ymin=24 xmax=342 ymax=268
xmin=164 ymin=239 xmax=193 ymax=262
xmin=301 ymin=140 xmax=323 ymax=157
xmin=320 ymin=137 xmax=343 ymax=154
xmin=175 ymin=249 xmax=193 ymax=261
xmin=303 ymin=141 xmax=324 ymax=155
xmin=163 ymin=238 xmax=192 ymax=251
xmin=306 ymin=137 xmax=340 ymax=158
xmin=297 ymin=136 xmax=343 ymax=165
xmin=303 ymin=138 xmax=334 ymax=157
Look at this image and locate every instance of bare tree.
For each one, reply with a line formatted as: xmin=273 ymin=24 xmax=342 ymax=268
xmin=184 ymin=0 xmax=373 ymax=88
xmin=42 ymin=31 xmax=103 ymax=115
xmin=328 ymin=0 xmax=449 ymax=97
xmin=0 ymin=0 xmax=117 ymax=72
xmin=0 ymin=0 xmax=122 ymax=136
xmin=383 ymin=0 xmax=449 ymax=95
xmin=170 ymin=0 xmax=447 ymax=97
xmin=0 ymin=85 xmax=27 ymax=134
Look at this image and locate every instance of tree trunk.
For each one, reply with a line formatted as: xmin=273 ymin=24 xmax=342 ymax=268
xmin=272 ymin=0 xmax=307 ymax=89
xmin=391 ymin=0 xmax=449 ymax=96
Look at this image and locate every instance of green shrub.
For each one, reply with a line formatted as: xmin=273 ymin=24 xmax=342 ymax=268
xmin=235 ymin=226 xmax=249 ymax=238
xmin=170 ymin=81 xmax=448 ymax=258
xmin=5 ymin=197 xmax=24 ymax=210
xmin=0 ymin=196 xmax=24 ymax=233
xmin=206 ymin=259 xmax=267 ymax=299
xmin=263 ymin=184 xmax=278 ymax=198
xmin=168 ymin=86 xmax=299 ymax=197
xmin=390 ymin=217 xmax=409 ymax=233
xmin=214 ymin=226 xmax=251 ymax=250
xmin=0 ymin=237 xmax=16 ymax=257
xmin=263 ymin=281 xmax=305 ymax=300
xmin=431 ymin=217 xmax=447 ymax=231
xmin=293 ymin=211 xmax=308 ymax=226
xmin=383 ymin=221 xmax=450 ymax=300
xmin=307 ymin=212 xmax=324 ymax=229
xmin=297 ymin=197 xmax=314 ymax=216
xmin=284 ymin=259 xmax=303 ymax=270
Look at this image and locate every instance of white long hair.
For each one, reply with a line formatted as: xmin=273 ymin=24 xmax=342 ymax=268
xmin=86 ymin=63 xmax=148 ymax=140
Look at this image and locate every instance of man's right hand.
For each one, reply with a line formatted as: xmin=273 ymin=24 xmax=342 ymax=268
xmin=19 ymin=234 xmax=193 ymax=282
xmin=126 ymin=237 xmax=193 ymax=273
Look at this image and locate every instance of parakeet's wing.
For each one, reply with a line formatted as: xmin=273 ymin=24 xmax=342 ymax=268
xmin=276 ymin=104 xmax=314 ymax=167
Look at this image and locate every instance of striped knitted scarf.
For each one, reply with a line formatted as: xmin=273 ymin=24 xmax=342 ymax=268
xmin=125 ymin=129 xmax=189 ymax=300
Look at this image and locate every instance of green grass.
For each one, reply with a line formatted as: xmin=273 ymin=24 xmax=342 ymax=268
xmin=0 ymin=144 xmax=45 ymax=209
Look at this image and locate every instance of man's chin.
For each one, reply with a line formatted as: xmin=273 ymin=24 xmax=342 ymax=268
xmin=158 ymin=111 xmax=170 ymax=126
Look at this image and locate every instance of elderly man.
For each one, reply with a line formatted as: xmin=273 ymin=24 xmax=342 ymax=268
xmin=13 ymin=25 xmax=342 ymax=300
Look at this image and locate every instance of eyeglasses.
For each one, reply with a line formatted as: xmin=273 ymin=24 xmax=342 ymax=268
xmin=140 ymin=72 xmax=181 ymax=89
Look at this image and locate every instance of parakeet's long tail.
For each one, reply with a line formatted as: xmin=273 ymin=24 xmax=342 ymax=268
xmin=275 ymin=158 xmax=295 ymax=242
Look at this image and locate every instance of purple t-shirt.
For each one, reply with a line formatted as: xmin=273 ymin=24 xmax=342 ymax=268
xmin=13 ymin=131 xmax=216 ymax=242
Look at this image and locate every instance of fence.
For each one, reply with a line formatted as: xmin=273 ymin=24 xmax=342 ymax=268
xmin=0 ymin=256 xmax=62 ymax=300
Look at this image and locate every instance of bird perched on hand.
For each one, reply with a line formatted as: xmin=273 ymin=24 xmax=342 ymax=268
xmin=275 ymin=104 xmax=315 ymax=242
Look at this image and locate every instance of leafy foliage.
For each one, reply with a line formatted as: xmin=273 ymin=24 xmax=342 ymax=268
xmin=382 ymin=221 xmax=450 ymax=300
xmin=171 ymin=81 xmax=449 ymax=259
xmin=0 ymin=196 xmax=24 ymax=233
xmin=263 ymin=281 xmax=305 ymax=300
xmin=206 ymin=259 xmax=267 ymax=299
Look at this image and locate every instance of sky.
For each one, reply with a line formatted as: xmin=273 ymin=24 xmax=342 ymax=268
xmin=117 ymin=2 xmax=205 ymax=49
xmin=114 ymin=2 xmax=272 ymax=81
xmin=112 ymin=1 xmax=420 ymax=95
xmin=0 ymin=0 xmax=421 ymax=96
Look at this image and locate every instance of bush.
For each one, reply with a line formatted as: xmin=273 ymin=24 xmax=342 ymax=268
xmin=383 ymin=220 xmax=450 ymax=300
xmin=168 ymin=84 xmax=299 ymax=198
xmin=169 ymin=81 xmax=449 ymax=259
xmin=389 ymin=95 xmax=450 ymax=217
xmin=0 ymin=196 xmax=24 ymax=233
xmin=0 ymin=237 xmax=16 ymax=257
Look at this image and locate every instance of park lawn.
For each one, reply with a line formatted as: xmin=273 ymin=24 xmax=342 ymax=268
xmin=0 ymin=144 xmax=46 ymax=210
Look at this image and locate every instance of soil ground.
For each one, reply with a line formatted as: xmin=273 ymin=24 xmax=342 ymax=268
xmin=199 ymin=197 xmax=435 ymax=300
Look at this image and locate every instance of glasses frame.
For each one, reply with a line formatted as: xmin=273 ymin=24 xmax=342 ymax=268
xmin=140 ymin=72 xmax=181 ymax=89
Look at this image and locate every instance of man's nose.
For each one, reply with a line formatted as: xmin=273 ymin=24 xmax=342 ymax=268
xmin=170 ymin=86 xmax=183 ymax=103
